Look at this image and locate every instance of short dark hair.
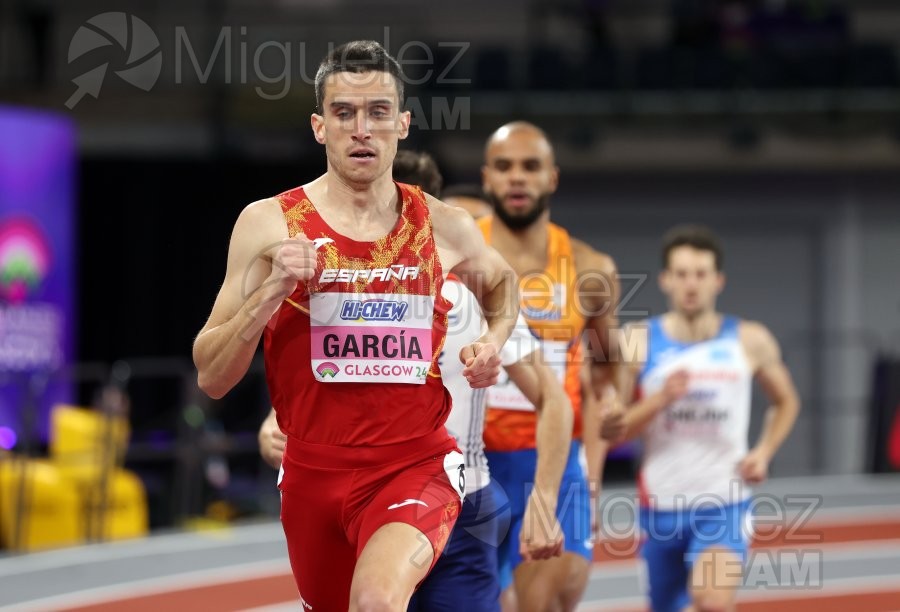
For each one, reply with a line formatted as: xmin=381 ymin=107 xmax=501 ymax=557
xmin=393 ymin=150 xmax=443 ymax=196
xmin=661 ymin=224 xmax=724 ymax=270
xmin=315 ymin=40 xmax=405 ymax=113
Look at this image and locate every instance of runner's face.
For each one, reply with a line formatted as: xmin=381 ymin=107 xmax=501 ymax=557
xmin=312 ymin=71 xmax=410 ymax=186
xmin=482 ymin=131 xmax=558 ymax=229
xmin=660 ymin=246 xmax=724 ymax=316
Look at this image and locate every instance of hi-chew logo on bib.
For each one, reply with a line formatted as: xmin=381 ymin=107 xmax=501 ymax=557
xmin=340 ymin=299 xmax=409 ymax=322
xmin=310 ymin=292 xmax=434 ymax=384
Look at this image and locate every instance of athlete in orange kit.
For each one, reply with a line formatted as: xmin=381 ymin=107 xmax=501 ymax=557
xmin=479 ymin=122 xmax=622 ymax=611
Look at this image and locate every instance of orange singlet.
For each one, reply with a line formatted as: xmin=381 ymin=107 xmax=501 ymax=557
xmin=478 ymin=216 xmax=585 ymax=451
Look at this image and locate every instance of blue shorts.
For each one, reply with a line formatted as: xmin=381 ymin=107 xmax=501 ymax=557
xmin=486 ymin=440 xmax=592 ymax=590
xmin=639 ymin=500 xmax=752 ymax=612
xmin=409 ymin=479 xmax=509 ymax=611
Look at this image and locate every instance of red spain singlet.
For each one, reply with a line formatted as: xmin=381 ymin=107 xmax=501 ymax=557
xmin=264 ymin=182 xmax=453 ymax=447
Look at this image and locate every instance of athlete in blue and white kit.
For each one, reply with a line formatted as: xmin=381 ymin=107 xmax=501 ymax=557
xmin=393 ymin=151 xmax=572 ymax=608
xmin=409 ymin=273 xmax=573 ymax=611
xmin=601 ymin=225 xmax=800 ymax=612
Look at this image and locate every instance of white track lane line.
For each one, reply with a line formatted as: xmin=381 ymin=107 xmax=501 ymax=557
xmin=0 ymin=558 xmax=292 ymax=611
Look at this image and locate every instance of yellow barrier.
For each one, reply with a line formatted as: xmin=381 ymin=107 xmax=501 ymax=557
xmin=50 ymin=404 xmax=129 ymax=480
xmin=0 ymin=458 xmax=83 ymax=551
xmin=83 ymin=468 xmax=149 ymax=541
xmin=0 ymin=405 xmax=149 ymax=551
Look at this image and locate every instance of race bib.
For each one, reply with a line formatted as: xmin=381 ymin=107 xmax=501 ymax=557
xmin=309 ymin=292 xmax=434 ymax=384
xmin=487 ymin=339 xmax=569 ymax=411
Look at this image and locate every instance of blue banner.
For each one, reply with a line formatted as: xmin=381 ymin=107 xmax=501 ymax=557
xmin=0 ymin=107 xmax=76 ymax=447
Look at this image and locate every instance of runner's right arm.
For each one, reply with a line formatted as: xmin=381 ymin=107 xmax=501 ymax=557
xmin=600 ymin=323 xmax=689 ymax=442
xmin=193 ymin=199 xmax=315 ymax=399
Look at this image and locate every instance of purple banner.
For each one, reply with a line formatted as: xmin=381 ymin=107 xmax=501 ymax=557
xmin=0 ymin=107 xmax=76 ymax=447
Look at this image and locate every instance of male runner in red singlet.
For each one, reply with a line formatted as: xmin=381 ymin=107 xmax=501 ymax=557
xmin=263 ymin=149 xmax=572 ymax=611
xmin=193 ymin=41 xmax=519 ymax=612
